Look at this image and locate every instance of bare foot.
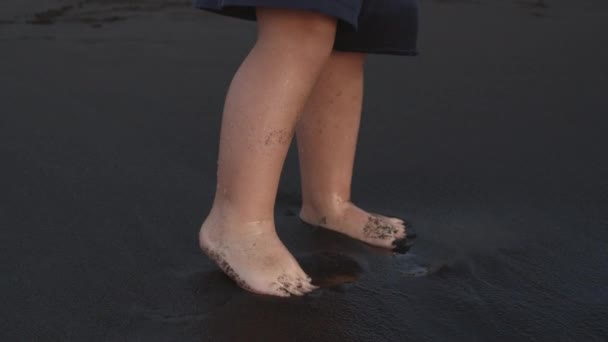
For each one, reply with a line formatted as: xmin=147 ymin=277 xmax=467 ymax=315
xmin=199 ymin=209 xmax=317 ymax=297
xmin=299 ymin=201 xmax=414 ymax=252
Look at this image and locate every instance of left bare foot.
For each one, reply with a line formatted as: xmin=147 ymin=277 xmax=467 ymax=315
xmin=299 ymin=200 xmax=414 ymax=252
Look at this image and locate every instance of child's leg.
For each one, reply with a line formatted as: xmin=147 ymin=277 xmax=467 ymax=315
xmin=199 ymin=8 xmax=337 ymax=297
xmin=296 ymin=51 xmax=409 ymax=250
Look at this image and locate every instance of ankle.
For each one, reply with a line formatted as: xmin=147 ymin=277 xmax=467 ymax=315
xmin=300 ymin=194 xmax=351 ymax=222
xmin=209 ymin=198 xmax=274 ymax=225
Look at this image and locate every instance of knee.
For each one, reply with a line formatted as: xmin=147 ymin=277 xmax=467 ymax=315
xmin=255 ymin=7 xmax=337 ymax=65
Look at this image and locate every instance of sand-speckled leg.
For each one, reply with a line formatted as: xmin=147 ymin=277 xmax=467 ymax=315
xmin=296 ymin=51 xmax=413 ymax=251
xmin=199 ymin=8 xmax=338 ymax=296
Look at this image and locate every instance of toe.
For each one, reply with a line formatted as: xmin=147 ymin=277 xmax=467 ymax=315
xmin=295 ymin=269 xmax=310 ymax=281
xmin=272 ymin=286 xmax=291 ymax=297
xmin=390 ymin=217 xmax=405 ymax=225
xmin=268 ymin=287 xmax=291 ymax=297
xmin=289 ymin=288 xmax=306 ymax=296
xmin=300 ymin=278 xmax=318 ymax=293
xmin=394 ymin=226 xmax=407 ymax=239
xmin=269 ymin=281 xmax=293 ymax=297
xmin=372 ymin=212 xmax=405 ymax=225
xmin=304 ymin=283 xmax=319 ymax=292
xmin=297 ymin=277 xmax=317 ymax=293
xmin=274 ymin=275 xmax=313 ymax=296
xmin=376 ymin=215 xmax=405 ymax=235
xmin=283 ymin=275 xmax=316 ymax=294
xmin=278 ymin=287 xmax=293 ymax=297
xmin=286 ymin=280 xmax=308 ymax=296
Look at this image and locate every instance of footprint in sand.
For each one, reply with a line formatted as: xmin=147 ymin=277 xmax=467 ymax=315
xmin=296 ymin=252 xmax=364 ymax=289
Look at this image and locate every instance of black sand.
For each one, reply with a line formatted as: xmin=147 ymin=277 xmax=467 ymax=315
xmin=1 ymin=0 xmax=607 ymax=340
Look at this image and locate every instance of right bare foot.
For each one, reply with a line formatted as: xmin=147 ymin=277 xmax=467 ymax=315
xmin=199 ymin=209 xmax=317 ymax=297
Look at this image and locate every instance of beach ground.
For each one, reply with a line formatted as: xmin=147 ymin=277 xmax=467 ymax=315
xmin=1 ymin=0 xmax=607 ymax=340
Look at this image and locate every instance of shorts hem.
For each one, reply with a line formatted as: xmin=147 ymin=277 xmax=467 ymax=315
xmin=192 ymin=0 xmax=360 ymax=29
xmin=334 ymin=46 xmax=419 ymax=57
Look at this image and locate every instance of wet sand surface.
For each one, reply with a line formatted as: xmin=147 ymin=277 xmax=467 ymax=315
xmin=1 ymin=0 xmax=608 ymax=340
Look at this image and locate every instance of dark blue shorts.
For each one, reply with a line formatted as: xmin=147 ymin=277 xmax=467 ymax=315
xmin=191 ymin=0 xmax=419 ymax=56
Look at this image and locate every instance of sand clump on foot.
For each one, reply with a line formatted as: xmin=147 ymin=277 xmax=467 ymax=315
xmin=199 ymin=211 xmax=317 ymax=297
